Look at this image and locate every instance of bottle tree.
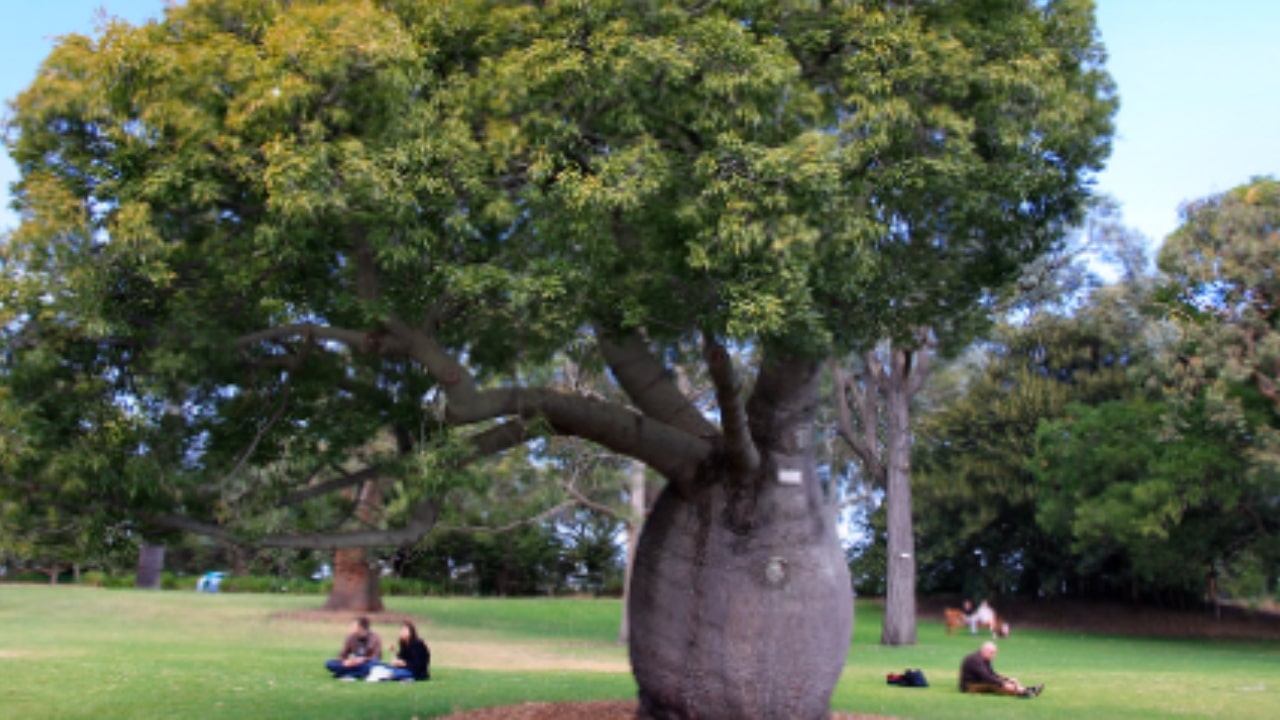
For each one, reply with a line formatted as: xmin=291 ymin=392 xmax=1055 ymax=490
xmin=2 ymin=1 xmax=1113 ymax=716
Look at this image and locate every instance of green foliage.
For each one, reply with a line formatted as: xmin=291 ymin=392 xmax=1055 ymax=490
xmin=1031 ymin=396 xmax=1265 ymax=597
xmin=847 ymin=505 xmax=887 ymax=597
xmin=911 ymin=308 xmax=1135 ymax=598
xmin=1157 ymin=176 xmax=1280 ymax=493
xmin=402 ymin=524 xmax=567 ymax=596
xmin=0 ymin=0 xmax=1116 ymax=607
xmin=909 ymin=179 xmax=1280 ymax=604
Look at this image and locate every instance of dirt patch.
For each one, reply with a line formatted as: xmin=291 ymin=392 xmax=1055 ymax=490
xmin=917 ymin=596 xmax=1280 ymax=640
xmin=433 ymin=701 xmax=895 ymax=720
xmin=0 ymin=650 xmax=27 ymax=659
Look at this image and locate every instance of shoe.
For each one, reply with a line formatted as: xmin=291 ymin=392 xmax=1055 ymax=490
xmin=339 ymin=676 xmax=357 ymax=682
xmin=1033 ymin=684 xmax=1045 ymax=697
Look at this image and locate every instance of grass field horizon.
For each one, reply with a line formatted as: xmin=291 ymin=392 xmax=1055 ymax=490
xmin=1 ymin=585 xmax=1276 ymax=719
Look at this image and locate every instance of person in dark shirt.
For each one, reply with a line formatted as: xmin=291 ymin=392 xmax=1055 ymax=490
xmin=959 ymin=642 xmax=1042 ymax=698
xmin=385 ymin=620 xmax=431 ymax=682
xmin=325 ymin=616 xmax=383 ymax=680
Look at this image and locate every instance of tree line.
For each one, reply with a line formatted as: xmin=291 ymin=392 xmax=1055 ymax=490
xmin=850 ymin=180 xmax=1280 ymax=609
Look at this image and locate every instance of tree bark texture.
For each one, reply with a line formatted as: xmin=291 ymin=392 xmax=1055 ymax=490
xmin=323 ymin=477 xmax=386 ymax=612
xmin=880 ymin=350 xmax=917 ymax=646
xmin=628 ymin=360 xmax=853 ymax=720
xmin=135 ymin=545 xmax=165 ymax=589
xmin=324 ymin=547 xmax=385 ymax=613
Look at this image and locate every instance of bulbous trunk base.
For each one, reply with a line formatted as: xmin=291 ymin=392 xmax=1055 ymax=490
xmin=628 ymin=475 xmax=853 ymax=720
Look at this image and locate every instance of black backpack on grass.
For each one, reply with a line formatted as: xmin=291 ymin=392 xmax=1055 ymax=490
xmin=886 ymin=668 xmax=929 ymax=688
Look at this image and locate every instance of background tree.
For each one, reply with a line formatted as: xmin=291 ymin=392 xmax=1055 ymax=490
xmin=907 ymin=208 xmax=1149 ymax=599
xmin=1154 ymin=177 xmax=1280 ymax=601
xmin=1158 ymin=177 xmax=1280 ymax=485
xmin=837 ymin=197 xmax=1129 ymax=631
xmin=1 ymin=1 xmax=1114 ymax=716
xmin=911 ymin=308 xmax=1134 ymax=598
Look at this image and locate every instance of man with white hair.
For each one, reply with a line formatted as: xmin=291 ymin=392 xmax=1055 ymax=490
xmin=959 ymin=642 xmax=1043 ymax=698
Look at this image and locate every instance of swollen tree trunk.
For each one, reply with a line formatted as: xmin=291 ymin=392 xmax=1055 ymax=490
xmin=880 ymin=350 xmax=916 ymax=645
xmin=324 ymin=547 xmax=384 ymax=612
xmin=628 ymin=359 xmax=853 ymax=720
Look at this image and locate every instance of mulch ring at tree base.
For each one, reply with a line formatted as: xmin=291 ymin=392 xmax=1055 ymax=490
xmin=434 ymin=701 xmax=896 ymax=720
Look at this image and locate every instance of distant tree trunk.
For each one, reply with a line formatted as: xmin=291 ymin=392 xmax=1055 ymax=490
xmin=324 ymin=546 xmax=384 ymax=612
xmin=135 ymin=545 xmax=165 ymax=589
xmin=833 ymin=340 xmax=930 ymax=646
xmin=323 ymin=476 xmax=386 ymax=612
xmin=880 ymin=349 xmax=917 ymax=645
xmin=628 ymin=359 xmax=853 ymax=720
xmin=617 ymin=461 xmax=648 ymax=644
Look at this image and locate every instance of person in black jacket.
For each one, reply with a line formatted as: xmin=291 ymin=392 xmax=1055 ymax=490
xmin=383 ymin=620 xmax=430 ymax=682
xmin=959 ymin=642 xmax=1042 ymax=697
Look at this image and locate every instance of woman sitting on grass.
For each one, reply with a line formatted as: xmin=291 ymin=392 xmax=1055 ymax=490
xmin=369 ymin=621 xmax=430 ymax=683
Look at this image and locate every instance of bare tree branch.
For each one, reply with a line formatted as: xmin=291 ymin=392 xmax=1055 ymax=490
xmin=226 ymin=335 xmax=316 ymax=480
xmin=560 ymin=480 xmax=622 ymax=519
xmin=278 ymin=465 xmax=382 ymax=507
xmin=906 ymin=329 xmax=934 ymax=396
xmin=149 ymin=498 xmax=443 ymax=550
xmin=830 ymin=360 xmax=886 ymax=486
xmin=437 ymin=500 xmax=578 ymax=535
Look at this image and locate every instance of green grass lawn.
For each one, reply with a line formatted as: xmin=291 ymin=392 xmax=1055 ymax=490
xmin=0 ymin=585 xmax=1276 ymax=719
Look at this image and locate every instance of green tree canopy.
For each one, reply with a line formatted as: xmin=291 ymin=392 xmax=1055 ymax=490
xmin=2 ymin=1 xmax=1114 ymax=715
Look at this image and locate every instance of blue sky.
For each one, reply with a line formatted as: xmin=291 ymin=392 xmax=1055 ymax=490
xmin=2 ymin=1 xmax=1278 ymax=250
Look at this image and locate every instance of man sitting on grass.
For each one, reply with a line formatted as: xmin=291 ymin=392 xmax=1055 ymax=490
xmin=325 ymin=616 xmax=383 ymax=680
xmin=959 ymin=641 xmax=1043 ymax=698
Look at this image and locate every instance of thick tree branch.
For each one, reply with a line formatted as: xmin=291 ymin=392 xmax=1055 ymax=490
xmin=703 ymin=334 xmax=760 ymax=472
xmin=380 ymin=315 xmax=712 ymax=490
xmin=560 ymin=480 xmax=622 ymax=520
xmin=598 ymin=329 xmax=717 ymax=439
xmin=461 ymin=420 xmax=541 ymax=464
xmin=149 ymin=498 xmax=442 ymax=550
xmin=746 ymin=353 xmax=821 ymax=457
xmin=472 ymin=388 xmax=710 ymax=491
xmin=227 ymin=336 xmax=315 ymax=479
xmin=907 ymin=330 xmax=934 ymax=396
xmin=278 ymin=465 xmax=382 ymax=507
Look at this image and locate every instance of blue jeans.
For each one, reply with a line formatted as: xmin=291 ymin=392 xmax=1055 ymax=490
xmin=325 ymin=659 xmax=374 ymax=679
xmin=388 ymin=666 xmax=417 ymax=682
xmin=365 ymin=663 xmax=417 ymax=681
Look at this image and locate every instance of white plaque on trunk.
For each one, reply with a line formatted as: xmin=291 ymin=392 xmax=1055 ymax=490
xmin=777 ymin=469 xmax=803 ymax=486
